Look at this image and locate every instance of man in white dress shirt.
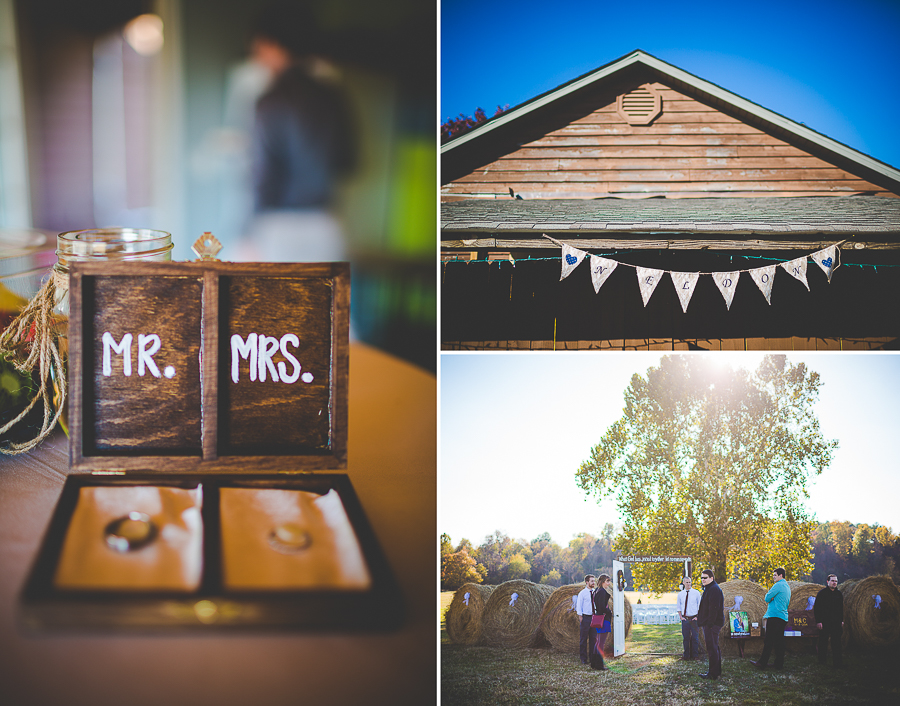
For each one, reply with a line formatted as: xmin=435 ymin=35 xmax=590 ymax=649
xmin=677 ymin=575 xmax=703 ymax=660
xmin=576 ymin=574 xmax=597 ymax=665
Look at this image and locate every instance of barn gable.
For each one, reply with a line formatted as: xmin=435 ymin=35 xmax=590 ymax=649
xmin=441 ymin=50 xmax=900 ymax=199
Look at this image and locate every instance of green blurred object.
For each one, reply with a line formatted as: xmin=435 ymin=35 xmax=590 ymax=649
xmin=0 ymin=354 xmax=44 ymax=447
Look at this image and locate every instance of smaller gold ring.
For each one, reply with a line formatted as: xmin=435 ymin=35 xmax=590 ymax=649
xmin=104 ymin=512 xmax=157 ymax=552
xmin=268 ymin=523 xmax=312 ymax=554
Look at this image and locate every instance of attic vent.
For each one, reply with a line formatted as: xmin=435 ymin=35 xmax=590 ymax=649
xmin=616 ymin=84 xmax=662 ymax=125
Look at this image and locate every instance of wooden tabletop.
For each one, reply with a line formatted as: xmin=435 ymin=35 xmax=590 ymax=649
xmin=0 ymin=342 xmax=436 ymax=706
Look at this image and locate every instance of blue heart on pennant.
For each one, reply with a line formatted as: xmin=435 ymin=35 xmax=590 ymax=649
xmin=565 ymin=254 xmax=578 ymax=265
xmin=822 ymin=257 xmax=833 ymax=268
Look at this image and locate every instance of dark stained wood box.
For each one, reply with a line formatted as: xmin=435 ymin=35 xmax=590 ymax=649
xmin=21 ymin=261 xmax=401 ymax=631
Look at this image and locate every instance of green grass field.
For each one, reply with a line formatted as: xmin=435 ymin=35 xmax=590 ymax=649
xmin=440 ymin=592 xmax=899 ymax=705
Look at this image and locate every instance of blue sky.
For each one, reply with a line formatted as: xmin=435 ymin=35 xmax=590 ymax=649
xmin=440 ymin=352 xmax=900 ymax=546
xmin=441 ymin=0 xmax=900 ymax=169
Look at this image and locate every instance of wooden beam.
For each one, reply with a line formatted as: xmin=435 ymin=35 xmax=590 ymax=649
xmin=440 ymin=237 xmax=899 ymax=251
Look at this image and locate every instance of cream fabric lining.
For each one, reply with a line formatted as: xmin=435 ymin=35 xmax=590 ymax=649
xmin=220 ymin=488 xmax=371 ymax=591
xmin=54 ymin=485 xmax=204 ymax=591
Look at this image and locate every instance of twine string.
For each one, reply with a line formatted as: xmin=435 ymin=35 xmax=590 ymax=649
xmin=0 ymin=272 xmax=67 ymax=454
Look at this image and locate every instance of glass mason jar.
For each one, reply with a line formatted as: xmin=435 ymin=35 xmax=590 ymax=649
xmin=51 ymin=228 xmax=174 ymax=434
xmin=1 ymin=229 xmax=57 ymax=445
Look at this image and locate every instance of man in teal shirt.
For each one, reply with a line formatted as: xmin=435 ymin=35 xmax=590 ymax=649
xmin=752 ymin=568 xmax=791 ymax=670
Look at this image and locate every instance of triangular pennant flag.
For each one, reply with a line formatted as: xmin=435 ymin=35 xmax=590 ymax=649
xmin=559 ymin=244 xmax=587 ymax=280
xmin=712 ymin=271 xmax=740 ymax=310
xmin=781 ymin=256 xmax=810 ymax=291
xmin=636 ymin=267 xmax=664 ymax=307
xmin=589 ymin=255 xmax=618 ymax=293
xmin=670 ymin=271 xmax=699 ymax=313
xmin=749 ymin=265 xmax=776 ymax=305
xmin=812 ymin=245 xmax=838 ymax=283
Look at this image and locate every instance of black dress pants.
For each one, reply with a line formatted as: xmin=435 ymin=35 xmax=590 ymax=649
xmin=759 ymin=617 xmax=787 ymax=667
xmin=817 ymin=624 xmax=843 ymax=667
xmin=579 ymin=615 xmax=592 ymax=664
xmin=702 ymin=624 xmax=722 ymax=677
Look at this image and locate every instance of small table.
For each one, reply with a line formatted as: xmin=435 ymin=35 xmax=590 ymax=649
xmin=0 ymin=342 xmax=436 ymax=705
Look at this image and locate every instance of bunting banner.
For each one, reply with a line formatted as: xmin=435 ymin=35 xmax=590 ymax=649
xmin=749 ymin=265 xmax=776 ymax=305
xmin=781 ymin=256 xmax=810 ymax=291
xmin=636 ymin=267 xmax=664 ymax=307
xmin=589 ymin=255 xmax=618 ymax=294
xmin=812 ymin=245 xmax=838 ymax=283
xmin=541 ymin=235 xmax=845 ymax=311
xmin=670 ymin=271 xmax=700 ymax=313
xmin=560 ymin=244 xmax=587 ymax=280
xmin=712 ymin=271 xmax=740 ymax=311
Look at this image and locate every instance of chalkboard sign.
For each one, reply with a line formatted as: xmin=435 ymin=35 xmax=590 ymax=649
xmin=787 ymin=608 xmax=818 ymax=637
xmin=68 ymin=261 xmax=349 ymax=472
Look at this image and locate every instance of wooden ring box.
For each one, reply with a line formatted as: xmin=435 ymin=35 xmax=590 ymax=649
xmin=20 ymin=261 xmax=401 ymax=630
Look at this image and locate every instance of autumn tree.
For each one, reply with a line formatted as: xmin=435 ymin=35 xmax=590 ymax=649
xmin=442 ymin=549 xmax=484 ymax=590
xmin=576 ymin=355 xmax=837 ymax=592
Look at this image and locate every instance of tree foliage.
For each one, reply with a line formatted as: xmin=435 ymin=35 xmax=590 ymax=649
xmin=441 ymin=548 xmax=484 ymax=590
xmin=439 ymin=528 xmax=618 ymax=590
xmin=810 ymin=521 xmax=899 ymax=584
xmin=440 ymin=520 xmax=896 ymax=592
xmin=576 ymin=355 xmax=838 ymax=592
xmin=440 ymin=105 xmax=508 ymax=143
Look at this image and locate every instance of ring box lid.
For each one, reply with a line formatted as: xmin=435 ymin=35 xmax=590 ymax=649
xmin=67 ymin=260 xmax=349 ymax=474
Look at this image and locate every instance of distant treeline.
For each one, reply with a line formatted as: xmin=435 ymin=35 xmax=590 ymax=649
xmin=440 ymin=521 xmax=900 ymax=591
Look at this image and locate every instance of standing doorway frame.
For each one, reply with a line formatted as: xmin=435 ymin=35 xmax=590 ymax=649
xmin=611 ymin=554 xmax=693 ymax=657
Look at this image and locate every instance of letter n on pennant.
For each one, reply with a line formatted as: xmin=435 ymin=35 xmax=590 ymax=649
xmin=589 ymin=255 xmax=618 ymax=293
xmin=780 ymin=256 xmax=810 ymax=291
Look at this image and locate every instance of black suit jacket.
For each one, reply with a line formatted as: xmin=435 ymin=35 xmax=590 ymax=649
xmin=697 ymin=580 xmax=725 ymax=628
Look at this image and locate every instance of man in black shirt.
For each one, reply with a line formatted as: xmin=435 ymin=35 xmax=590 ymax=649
xmin=814 ymin=573 xmax=844 ymax=668
xmin=697 ymin=569 xmax=725 ymax=680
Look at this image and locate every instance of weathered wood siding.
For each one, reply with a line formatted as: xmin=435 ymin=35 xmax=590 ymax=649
xmin=441 ymin=82 xmax=891 ymax=200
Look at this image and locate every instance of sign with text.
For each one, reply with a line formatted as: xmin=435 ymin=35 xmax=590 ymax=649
xmin=70 ymin=262 xmax=349 ymax=469
xmin=87 ymin=275 xmax=203 ymax=453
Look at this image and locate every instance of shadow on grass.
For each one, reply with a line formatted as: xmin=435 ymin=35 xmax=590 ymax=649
xmin=442 ymin=624 xmax=900 ymax=706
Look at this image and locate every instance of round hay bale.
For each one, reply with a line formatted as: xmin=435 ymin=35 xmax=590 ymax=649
xmin=482 ymin=579 xmax=555 ymax=648
xmin=529 ymin=584 xmax=634 ymax=654
xmin=537 ymin=584 xmax=583 ymax=652
xmin=787 ymin=581 xmax=821 ymax=612
xmin=445 ymin=583 xmax=495 ymax=645
xmin=717 ymin=580 xmax=767 ymax=658
xmin=842 ymin=576 xmax=900 ymax=652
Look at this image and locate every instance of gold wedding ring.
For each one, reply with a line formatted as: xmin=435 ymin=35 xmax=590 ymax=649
xmin=104 ymin=512 xmax=158 ymax=552
xmin=268 ymin=523 xmax=312 ymax=554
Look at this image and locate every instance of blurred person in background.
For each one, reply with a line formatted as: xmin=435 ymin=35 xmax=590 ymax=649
xmin=238 ymin=1 xmax=357 ymax=263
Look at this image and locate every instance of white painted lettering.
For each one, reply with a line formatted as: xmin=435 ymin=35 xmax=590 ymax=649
xmin=258 ymin=335 xmax=280 ymax=382
xmin=137 ymin=334 xmax=162 ymax=377
xmin=231 ymin=333 xmax=258 ymax=383
xmin=102 ymin=332 xmax=133 ymax=377
xmin=278 ymin=333 xmax=301 ymax=383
